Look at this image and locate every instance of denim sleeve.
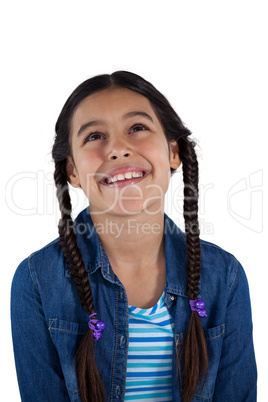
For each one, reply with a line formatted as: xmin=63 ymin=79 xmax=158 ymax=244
xmin=10 ymin=258 xmax=70 ymax=402
xmin=213 ymin=259 xmax=257 ymax=401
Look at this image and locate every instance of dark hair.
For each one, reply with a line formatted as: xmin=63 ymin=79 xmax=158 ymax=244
xmin=52 ymin=71 xmax=208 ymax=401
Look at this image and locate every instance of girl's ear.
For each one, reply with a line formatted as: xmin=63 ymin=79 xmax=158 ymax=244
xmin=66 ymin=156 xmax=81 ymax=188
xmin=169 ymin=140 xmax=181 ymax=169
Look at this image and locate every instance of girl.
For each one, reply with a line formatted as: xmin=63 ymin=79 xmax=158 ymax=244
xmin=11 ymin=71 xmax=257 ymax=401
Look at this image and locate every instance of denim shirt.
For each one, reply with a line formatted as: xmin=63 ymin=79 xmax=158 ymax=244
xmin=11 ymin=208 xmax=257 ymax=401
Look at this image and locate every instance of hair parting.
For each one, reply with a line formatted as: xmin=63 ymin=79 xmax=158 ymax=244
xmin=52 ymin=71 xmax=208 ymax=401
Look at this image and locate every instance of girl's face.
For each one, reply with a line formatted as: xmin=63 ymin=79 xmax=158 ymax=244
xmin=67 ymin=87 xmax=180 ymax=217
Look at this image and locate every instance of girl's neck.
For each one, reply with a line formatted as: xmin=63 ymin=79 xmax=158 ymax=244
xmin=91 ymin=212 xmax=165 ymax=272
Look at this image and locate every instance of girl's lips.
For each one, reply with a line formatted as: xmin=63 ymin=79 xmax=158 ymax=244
xmin=100 ymin=171 xmax=150 ymax=188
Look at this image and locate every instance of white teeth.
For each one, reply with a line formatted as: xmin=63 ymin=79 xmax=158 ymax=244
xmin=106 ymin=171 xmax=144 ymax=184
xmin=132 ymin=172 xmax=143 ymax=178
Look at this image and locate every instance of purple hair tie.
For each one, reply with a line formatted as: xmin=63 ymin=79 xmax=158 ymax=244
xmin=189 ymin=299 xmax=207 ymax=317
xmin=88 ymin=313 xmax=106 ymax=340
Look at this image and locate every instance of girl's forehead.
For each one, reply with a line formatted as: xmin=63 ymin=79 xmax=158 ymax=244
xmin=72 ymin=87 xmax=157 ymax=124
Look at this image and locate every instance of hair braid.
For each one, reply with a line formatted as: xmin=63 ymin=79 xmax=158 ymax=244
xmin=180 ymin=139 xmax=201 ymax=300
xmin=54 ymin=160 xmax=105 ymax=401
xmin=178 ymin=137 xmax=208 ymax=402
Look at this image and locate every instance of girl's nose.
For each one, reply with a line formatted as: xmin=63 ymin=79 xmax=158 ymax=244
xmin=109 ymin=151 xmax=131 ymax=160
xmin=107 ymin=137 xmax=133 ymax=160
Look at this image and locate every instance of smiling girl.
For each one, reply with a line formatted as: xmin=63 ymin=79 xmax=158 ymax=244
xmin=11 ymin=71 xmax=257 ymax=401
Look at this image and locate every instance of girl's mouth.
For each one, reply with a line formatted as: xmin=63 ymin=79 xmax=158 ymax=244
xmin=100 ymin=170 xmax=149 ymax=188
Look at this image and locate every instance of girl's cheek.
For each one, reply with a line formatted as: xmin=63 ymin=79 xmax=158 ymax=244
xmin=84 ymin=147 xmax=104 ymax=160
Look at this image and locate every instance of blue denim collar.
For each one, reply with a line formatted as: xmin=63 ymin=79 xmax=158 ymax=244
xmin=73 ymin=207 xmax=191 ymax=299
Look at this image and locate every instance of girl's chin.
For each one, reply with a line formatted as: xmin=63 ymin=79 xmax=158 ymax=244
xmin=105 ymin=204 xmax=146 ymax=216
xmin=88 ymin=204 xmax=145 ymax=217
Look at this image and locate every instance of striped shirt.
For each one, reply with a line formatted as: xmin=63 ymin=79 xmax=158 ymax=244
xmin=124 ymin=292 xmax=174 ymax=401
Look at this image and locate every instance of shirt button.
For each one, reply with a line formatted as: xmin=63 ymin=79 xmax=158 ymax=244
xmin=120 ymin=336 xmax=125 ymax=348
xmin=116 ymin=385 xmax=120 ymax=397
xmin=170 ymin=295 xmax=175 ymax=301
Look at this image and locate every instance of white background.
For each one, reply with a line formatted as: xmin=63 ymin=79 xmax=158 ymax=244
xmin=1 ymin=1 xmax=267 ymax=400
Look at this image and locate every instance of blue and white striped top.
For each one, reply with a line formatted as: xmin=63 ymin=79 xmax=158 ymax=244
xmin=124 ymin=292 xmax=174 ymax=401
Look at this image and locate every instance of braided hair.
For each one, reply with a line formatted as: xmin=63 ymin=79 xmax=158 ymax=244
xmin=52 ymin=71 xmax=208 ymax=401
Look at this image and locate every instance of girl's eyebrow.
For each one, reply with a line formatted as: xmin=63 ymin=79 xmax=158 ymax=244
xmin=123 ymin=111 xmax=154 ymax=122
xmin=77 ymin=111 xmax=154 ymax=137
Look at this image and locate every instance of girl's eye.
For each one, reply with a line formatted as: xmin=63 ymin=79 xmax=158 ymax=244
xmin=84 ymin=124 xmax=148 ymax=144
xmin=129 ymin=123 xmax=149 ymax=134
xmin=85 ymin=132 xmax=105 ymax=142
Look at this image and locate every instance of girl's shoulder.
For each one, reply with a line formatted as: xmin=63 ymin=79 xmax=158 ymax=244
xmin=29 ymin=237 xmax=62 ymax=257
xmin=19 ymin=237 xmax=63 ymax=269
xmin=13 ymin=237 xmax=66 ymax=291
xmin=165 ymin=214 xmax=238 ymax=264
xmin=198 ymin=237 xmax=247 ymax=296
xmin=199 ymin=237 xmax=236 ymax=260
